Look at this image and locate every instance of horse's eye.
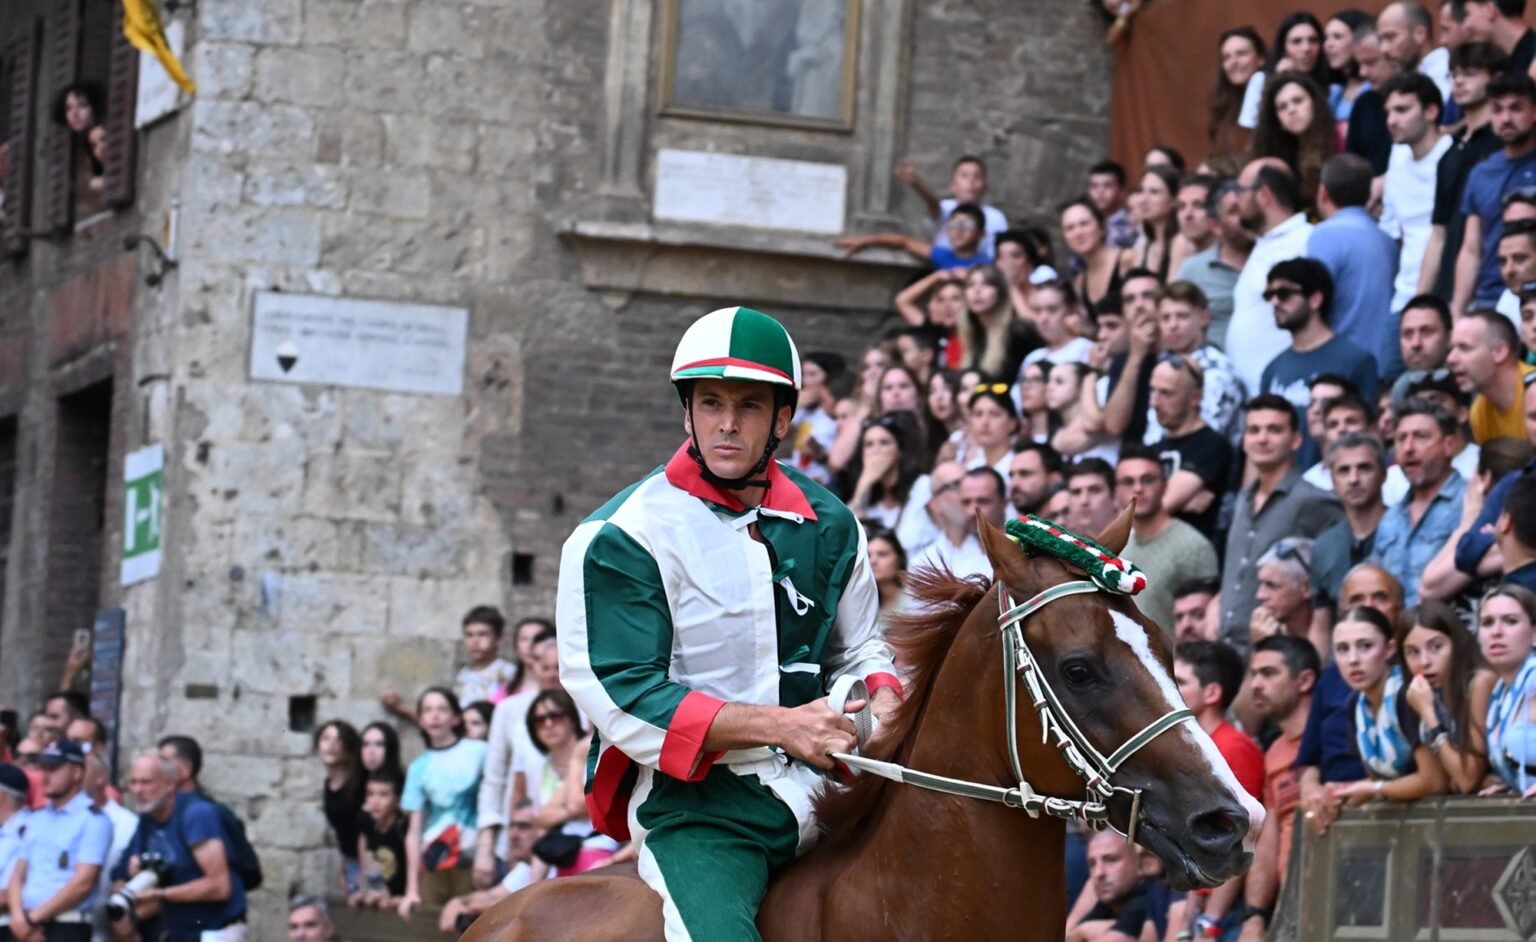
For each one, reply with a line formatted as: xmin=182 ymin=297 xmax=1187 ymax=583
xmin=1061 ymin=661 xmax=1094 ymax=686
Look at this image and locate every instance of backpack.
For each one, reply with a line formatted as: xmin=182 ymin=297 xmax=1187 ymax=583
xmin=180 ymin=795 xmax=264 ymax=892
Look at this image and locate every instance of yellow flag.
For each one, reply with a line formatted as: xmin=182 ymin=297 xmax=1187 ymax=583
xmin=122 ymin=0 xmax=195 ymax=95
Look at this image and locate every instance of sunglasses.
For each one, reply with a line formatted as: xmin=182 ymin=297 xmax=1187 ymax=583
xmin=973 ymin=382 xmax=1010 ymax=395
xmin=1272 ymin=539 xmax=1312 ymax=567
xmin=507 ymin=822 xmax=536 ymax=831
xmin=1262 ymin=286 xmax=1304 ymax=303
xmin=532 ymin=713 xmax=566 ymax=725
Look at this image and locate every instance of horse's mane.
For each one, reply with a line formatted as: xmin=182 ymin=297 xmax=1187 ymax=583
xmin=814 ymin=566 xmax=988 ymax=845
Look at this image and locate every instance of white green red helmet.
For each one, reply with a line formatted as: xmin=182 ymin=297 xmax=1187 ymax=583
xmin=670 ymin=306 xmax=802 ymax=401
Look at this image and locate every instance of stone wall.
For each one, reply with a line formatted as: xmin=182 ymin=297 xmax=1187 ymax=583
xmin=1 ymin=0 xmax=1113 ymax=932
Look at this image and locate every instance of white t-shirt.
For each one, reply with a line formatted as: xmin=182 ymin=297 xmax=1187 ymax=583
xmin=1022 ymin=336 xmax=1093 ymax=369
xmin=456 ymin=658 xmax=518 ymax=706
xmin=908 ymin=532 xmax=991 ymax=582
xmin=934 ymin=198 xmax=1009 ymax=256
xmin=1420 ymin=47 xmax=1453 ymax=105
xmin=1239 ymin=70 xmax=1266 ymax=129
xmin=1380 ymin=135 xmax=1453 ymax=312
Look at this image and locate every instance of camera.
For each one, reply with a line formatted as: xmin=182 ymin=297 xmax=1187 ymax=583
xmin=106 ymin=854 xmax=174 ymax=921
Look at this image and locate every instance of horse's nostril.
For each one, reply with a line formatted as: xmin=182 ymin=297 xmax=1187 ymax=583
xmin=1188 ymin=807 xmax=1247 ymax=853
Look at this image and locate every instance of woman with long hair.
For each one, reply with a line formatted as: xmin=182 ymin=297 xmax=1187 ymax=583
xmin=1210 ymin=27 xmax=1266 ymax=155
xmin=926 ymin=369 xmax=965 ymax=439
xmin=1046 ymin=361 xmax=1117 ymax=464
xmin=398 ymin=687 xmax=488 ymax=918
xmin=360 ymin=721 xmax=404 ymax=781
xmin=1326 ymin=607 xmax=1449 ymax=808
xmin=895 ymin=269 xmax=968 ymax=368
xmin=1240 ymin=12 xmax=1332 ymax=131
xmin=867 ymin=527 xmax=909 ymax=630
xmin=844 ymin=411 xmax=927 ymax=529
xmin=1015 ymin=360 xmax=1056 ymax=445
xmin=1477 ymin=585 xmax=1536 ymax=796
xmin=1397 ymin=602 xmax=1494 ymax=793
xmin=1324 ymin=9 xmax=1373 ymax=134
xmin=315 ymin=720 xmax=366 ymax=897
xmin=1060 ymin=198 xmax=1122 ymax=316
xmin=1251 ymin=72 xmax=1337 ymax=208
xmin=827 ymin=343 xmax=892 ymax=473
xmin=874 ymin=363 xmax=923 ymax=418
xmin=957 ymin=264 xmax=1039 ymax=383
xmin=519 ymin=689 xmax=617 ymax=875
xmin=1118 ymin=165 xmax=1181 ymax=282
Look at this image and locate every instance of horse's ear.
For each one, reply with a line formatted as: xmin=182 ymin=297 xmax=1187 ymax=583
xmin=1096 ymin=499 xmax=1135 ymax=556
xmin=977 ymin=512 xmax=1023 ymax=582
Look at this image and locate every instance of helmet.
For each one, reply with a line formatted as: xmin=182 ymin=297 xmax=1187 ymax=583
xmin=671 ymin=306 xmax=802 ymax=405
xmin=671 ymin=306 xmax=802 ymax=491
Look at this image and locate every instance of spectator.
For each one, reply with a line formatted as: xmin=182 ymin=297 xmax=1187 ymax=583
xmin=995 ymin=226 xmax=1060 ymax=311
xmin=1221 ymin=395 xmax=1344 ymax=652
xmin=898 ymin=460 xmax=966 ymax=563
xmin=1452 ymin=71 xmax=1536 ymax=316
xmin=867 ymin=528 xmax=908 ymax=628
xmin=1063 ymin=830 xmax=1150 ymax=942
xmin=354 ymin=770 xmax=408 ymax=909
xmin=1117 ymin=445 xmax=1219 ymax=633
xmin=1301 ymin=390 xmax=1374 ymax=490
xmin=8 ymin=741 xmax=110 ymax=942
xmin=845 ymin=412 xmax=926 ymax=530
xmin=1061 ymin=199 xmax=1125 ymax=317
xmin=1390 ymin=295 xmax=1455 ymax=407
xmin=1496 ymin=218 xmax=1536 ymax=324
xmin=1024 ymin=279 xmax=1094 ymax=367
xmin=1309 ymin=156 xmax=1403 ymax=371
xmin=1254 ymin=72 xmax=1340 ymax=209
xmin=1007 ymin=442 xmax=1063 ymax=519
xmin=398 ymin=687 xmax=487 ymax=919
xmin=956 ymin=387 xmax=1020 ymax=478
xmin=894 ymin=270 xmax=966 ymax=353
xmin=1327 ymin=606 xmax=1451 ymax=810
xmin=1174 ymin=641 xmax=1265 ymax=800
xmin=1016 ymin=361 xmax=1055 ymax=446
xmin=313 ymin=720 xmax=364 ymax=900
xmin=1381 ymin=74 xmax=1453 ymax=363
xmin=1238 ymin=634 xmax=1319 ymax=942
xmin=360 ymin=721 xmax=404 ymax=782
xmin=1379 ymin=2 xmax=1455 ymax=102
xmin=156 ymin=735 xmax=202 ymax=795
xmin=1462 ymin=0 xmax=1536 ymax=77
xmin=1176 ymin=180 xmax=1253 ymax=347
xmin=475 ymin=629 xmax=553 ymax=885
xmin=826 ymin=344 xmax=891 ymax=475
xmin=1240 ymin=13 xmax=1332 ymax=130
xmin=1384 ymin=370 xmax=1481 ymax=502
xmin=1119 ymin=165 xmax=1181 ymax=281
xmin=956 ymin=266 xmax=1040 ymax=381
xmin=1324 ymin=10 xmax=1375 ymax=132
xmin=1372 ymin=396 xmax=1468 ymax=604
xmin=1086 ymin=160 xmax=1136 ymax=250
xmin=43 ymin=693 xmax=87 ymax=744
xmin=909 ymin=467 xmax=1005 ymax=581
xmin=1165 ymin=174 xmax=1217 ymax=280
xmin=1210 ymin=27 xmax=1266 ymax=155
xmin=463 ymin=703 xmax=493 ymax=741
xmin=438 ymin=800 xmax=541 ymax=934
xmin=1345 ymin=22 xmax=1400 ymax=176
xmin=1426 ymin=436 xmax=1533 ymax=601
xmin=286 ymin=896 xmax=335 ymax=942
xmin=1495 ymin=468 xmax=1536 ymax=590
xmin=789 ymin=351 xmax=845 ymax=484
xmin=1449 ymin=309 xmax=1534 ymax=442
xmin=1151 ymin=282 xmax=1246 ymax=441
xmin=1064 ymin=458 xmax=1119 ymax=538
xmin=1476 ymin=584 xmax=1536 ymax=795
xmin=926 ymin=370 xmax=965 ymax=443
xmin=1249 ymin=539 xmax=1327 ymax=657
xmin=1099 ymin=270 xmax=1165 ymax=444
xmin=112 ymin=752 xmax=246 ymax=941
xmin=1423 ymin=41 xmax=1508 ymax=299
xmin=521 ymin=690 xmax=614 ymax=877
xmin=1311 ymin=432 xmax=1390 ymax=610
xmin=1172 ymin=579 xmax=1220 ymax=643
xmin=835 ymin=202 xmax=992 ymax=270
xmin=1399 ymin=601 xmax=1495 ymax=792
xmin=892 ymin=154 xmax=1009 ymax=257
xmin=1230 ymin=160 xmax=1313 ymax=395
xmin=1049 ymin=362 xmax=1117 ymax=464
xmin=1441 ymin=0 xmax=1472 ymax=49
xmin=0 ymin=763 xmax=28 ymax=905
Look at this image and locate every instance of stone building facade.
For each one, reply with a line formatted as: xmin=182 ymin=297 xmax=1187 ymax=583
xmin=0 ymin=0 xmax=1110 ymax=929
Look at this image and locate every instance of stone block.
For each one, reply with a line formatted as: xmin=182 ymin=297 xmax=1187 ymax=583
xmin=192 ymin=100 xmax=317 ymax=159
xmin=200 ymin=0 xmax=301 ymax=45
xmin=187 ymin=436 xmax=310 ymax=518
xmin=230 ymin=514 xmax=345 ymax=570
xmin=405 ymin=4 xmax=491 ymax=58
xmin=192 ymin=41 xmax=256 ymax=99
xmin=342 ymin=50 xmax=427 ymax=115
xmin=243 ymin=162 xmax=349 ymax=209
xmin=475 ymin=123 xmax=537 ymax=180
xmin=272 ymin=571 xmax=390 ymax=636
xmin=352 ymin=521 xmax=469 ymax=578
xmin=200 ymin=753 xmax=286 ymax=800
xmin=249 ymin=798 xmax=329 ymax=850
xmin=302 ymin=449 xmax=403 ymax=521
xmin=252 ymin=47 xmax=348 ymax=108
xmin=349 ymin=170 xmax=431 ymax=219
xmin=351 ymin=634 xmax=456 ymax=699
xmin=383 ymin=114 xmax=478 ymax=174
xmin=185 ymin=204 xmax=323 ymax=268
xmin=342 ymin=391 xmax=462 ymax=452
xmin=230 ymin=628 xmax=352 ymax=698
xmin=423 ymin=54 xmax=514 ymax=123
xmin=306 ymin=0 xmax=408 ymax=48
xmin=385 ymin=575 xmax=505 ymax=638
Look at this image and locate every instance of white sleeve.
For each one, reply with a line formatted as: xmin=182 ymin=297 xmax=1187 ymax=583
xmin=1238 ymin=71 xmax=1265 ymax=129
xmin=823 ymin=519 xmax=898 ymax=686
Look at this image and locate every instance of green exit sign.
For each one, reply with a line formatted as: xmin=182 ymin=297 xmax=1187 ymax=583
xmin=121 ymin=444 xmax=164 ymax=585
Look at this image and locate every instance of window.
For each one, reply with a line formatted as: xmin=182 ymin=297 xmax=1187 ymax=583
xmin=1 ymin=19 xmax=39 ymax=257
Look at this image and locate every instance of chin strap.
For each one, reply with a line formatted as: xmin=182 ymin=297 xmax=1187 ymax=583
xmin=687 ymin=436 xmax=778 ymax=491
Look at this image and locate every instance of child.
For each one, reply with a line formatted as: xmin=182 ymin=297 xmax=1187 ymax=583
xmin=353 ymin=770 xmax=409 ymax=909
xmin=894 ymin=155 xmax=1010 ymax=256
xmin=834 ymin=202 xmax=994 ymax=270
xmin=379 ymin=605 xmax=516 ymax=723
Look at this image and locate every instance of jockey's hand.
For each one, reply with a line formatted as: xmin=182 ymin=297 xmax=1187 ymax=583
xmin=778 ymin=699 xmax=859 ymax=769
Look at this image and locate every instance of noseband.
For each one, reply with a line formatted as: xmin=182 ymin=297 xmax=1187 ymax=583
xmin=834 ymin=576 xmax=1195 ymax=844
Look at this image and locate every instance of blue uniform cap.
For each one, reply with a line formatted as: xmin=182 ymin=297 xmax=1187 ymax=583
xmin=35 ymin=740 xmax=85 ymax=768
xmin=0 ymin=763 xmax=25 ymax=798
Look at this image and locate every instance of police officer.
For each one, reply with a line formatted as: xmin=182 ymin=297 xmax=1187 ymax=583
xmin=0 ymin=763 xmax=33 ymax=942
xmin=6 ymin=741 xmax=111 ymax=942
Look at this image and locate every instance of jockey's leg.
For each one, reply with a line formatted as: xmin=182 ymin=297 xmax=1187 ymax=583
xmin=630 ymin=766 xmax=800 ymax=942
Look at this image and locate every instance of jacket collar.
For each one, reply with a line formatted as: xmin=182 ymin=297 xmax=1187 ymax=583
xmin=664 ymin=442 xmax=817 ymax=520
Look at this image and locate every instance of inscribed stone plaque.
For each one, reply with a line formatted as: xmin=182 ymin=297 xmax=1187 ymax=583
xmin=250 ymin=292 xmax=467 ymax=396
xmin=653 ymin=148 xmax=847 ymax=234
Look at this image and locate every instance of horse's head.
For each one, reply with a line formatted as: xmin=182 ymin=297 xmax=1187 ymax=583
xmin=977 ymin=505 xmax=1264 ymax=890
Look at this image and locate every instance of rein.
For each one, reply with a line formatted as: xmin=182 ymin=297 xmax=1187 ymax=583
xmin=833 ymin=518 xmax=1194 ymax=843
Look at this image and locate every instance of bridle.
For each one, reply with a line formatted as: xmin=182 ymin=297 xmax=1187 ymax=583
xmin=833 ymin=577 xmax=1195 ymax=844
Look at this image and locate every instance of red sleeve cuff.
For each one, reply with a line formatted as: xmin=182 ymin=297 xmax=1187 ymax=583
xmin=865 ymin=672 xmax=904 ymax=700
xmin=659 ymin=691 xmax=727 ymax=781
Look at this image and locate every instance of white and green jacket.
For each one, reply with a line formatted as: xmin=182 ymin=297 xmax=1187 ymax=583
xmin=557 ymin=443 xmax=900 ymax=841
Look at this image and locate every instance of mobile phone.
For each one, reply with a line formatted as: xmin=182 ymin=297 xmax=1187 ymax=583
xmin=74 ymin=628 xmax=92 ymax=650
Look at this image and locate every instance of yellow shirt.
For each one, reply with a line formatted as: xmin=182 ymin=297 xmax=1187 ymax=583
xmin=1470 ymin=362 xmax=1536 ymax=444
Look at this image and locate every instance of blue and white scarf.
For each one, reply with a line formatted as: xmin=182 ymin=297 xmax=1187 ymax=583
xmin=1488 ymin=652 xmax=1536 ymax=793
xmin=1355 ymin=666 xmax=1414 ymax=779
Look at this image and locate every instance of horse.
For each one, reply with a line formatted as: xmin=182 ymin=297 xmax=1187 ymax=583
xmin=464 ymin=506 xmax=1263 ymax=941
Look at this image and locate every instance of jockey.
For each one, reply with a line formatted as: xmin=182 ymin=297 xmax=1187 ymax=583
xmin=556 ymin=306 xmax=902 ymax=941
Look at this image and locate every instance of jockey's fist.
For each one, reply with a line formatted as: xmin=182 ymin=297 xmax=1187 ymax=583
xmin=778 ymin=699 xmax=860 ymax=769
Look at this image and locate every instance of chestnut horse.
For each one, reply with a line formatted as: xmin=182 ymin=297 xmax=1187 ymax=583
xmin=464 ymin=508 xmax=1263 ymax=941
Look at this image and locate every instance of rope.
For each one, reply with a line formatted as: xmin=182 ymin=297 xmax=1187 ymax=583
xmin=1004 ymin=516 xmax=1147 ymax=596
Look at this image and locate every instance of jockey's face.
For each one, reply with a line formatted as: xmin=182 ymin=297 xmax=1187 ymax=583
xmin=685 ymin=379 xmax=792 ymax=483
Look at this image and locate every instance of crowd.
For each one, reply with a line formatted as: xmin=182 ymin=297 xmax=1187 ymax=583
xmin=7 ymin=2 xmax=1536 ymax=941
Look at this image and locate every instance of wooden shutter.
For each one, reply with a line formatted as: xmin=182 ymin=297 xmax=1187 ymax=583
xmin=42 ymin=0 xmax=82 ymax=235
xmin=102 ymin=0 xmax=136 ymax=208
xmin=2 ymin=20 xmax=40 ymax=257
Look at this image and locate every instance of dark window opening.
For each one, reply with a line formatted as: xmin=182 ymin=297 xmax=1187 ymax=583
xmin=46 ymin=379 xmax=112 ymax=686
xmin=511 ymin=552 xmax=535 ymax=585
xmin=288 ymin=695 xmax=318 ymax=733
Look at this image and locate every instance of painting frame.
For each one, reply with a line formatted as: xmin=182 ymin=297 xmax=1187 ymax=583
xmin=657 ymin=0 xmax=861 ymax=131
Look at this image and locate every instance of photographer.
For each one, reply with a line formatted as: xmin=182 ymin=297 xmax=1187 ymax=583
xmin=109 ymin=754 xmax=245 ymax=942
xmin=7 ymin=741 xmax=112 ymax=942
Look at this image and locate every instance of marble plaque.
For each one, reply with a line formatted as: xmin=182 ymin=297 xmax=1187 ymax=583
xmin=653 ymin=148 xmax=847 ymax=234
